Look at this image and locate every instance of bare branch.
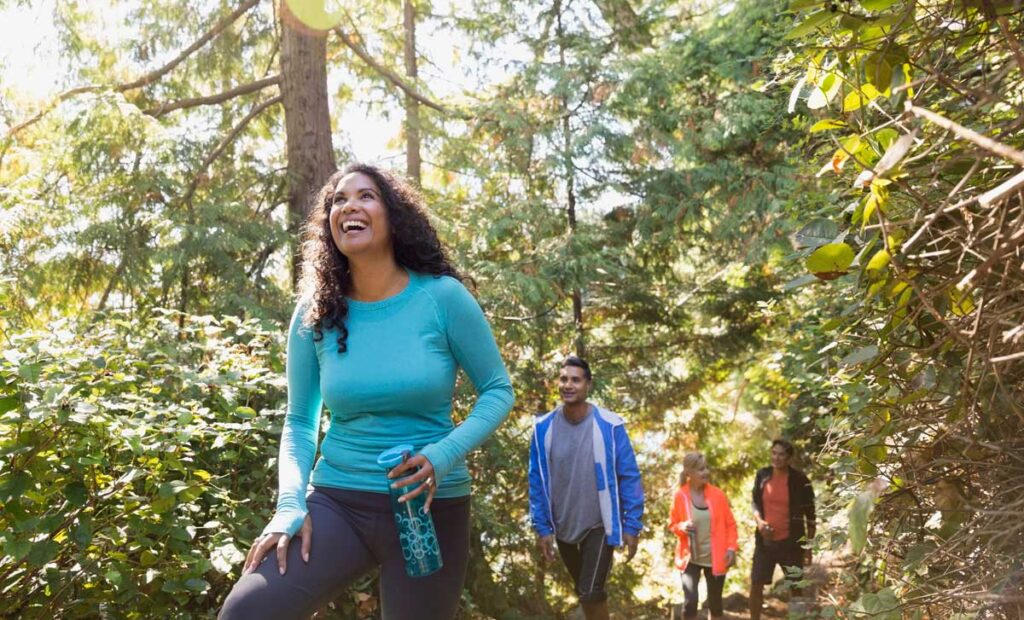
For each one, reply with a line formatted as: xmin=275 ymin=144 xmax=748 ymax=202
xmin=905 ymin=103 xmax=1024 ymax=166
xmin=979 ymin=169 xmax=1024 ymax=208
xmin=144 ymin=75 xmax=280 ymax=117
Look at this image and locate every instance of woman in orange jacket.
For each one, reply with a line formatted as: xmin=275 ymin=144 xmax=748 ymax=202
xmin=668 ymin=452 xmax=738 ymax=620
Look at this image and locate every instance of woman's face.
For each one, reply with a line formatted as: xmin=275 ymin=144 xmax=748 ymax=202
xmin=688 ymin=462 xmax=710 ymax=487
xmin=329 ymin=172 xmax=392 ymax=259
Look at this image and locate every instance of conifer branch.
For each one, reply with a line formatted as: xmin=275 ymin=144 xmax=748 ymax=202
xmin=145 ymin=75 xmax=280 ymax=117
xmin=332 ymin=24 xmax=467 ymax=118
xmin=4 ymin=0 xmax=261 ymax=140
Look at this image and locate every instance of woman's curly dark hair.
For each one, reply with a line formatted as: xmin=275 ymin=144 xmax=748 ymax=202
xmin=298 ymin=163 xmax=463 ymax=352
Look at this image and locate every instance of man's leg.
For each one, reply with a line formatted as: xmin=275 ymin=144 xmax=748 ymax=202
xmin=572 ymin=527 xmax=613 ymax=620
xmin=749 ymin=543 xmax=776 ymax=620
xmin=780 ymin=541 xmax=807 ymax=598
xmin=556 ymin=537 xmax=585 ymax=591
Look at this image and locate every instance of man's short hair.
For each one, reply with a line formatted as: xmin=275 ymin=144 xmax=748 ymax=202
xmin=772 ymin=438 xmax=795 ymax=457
xmin=561 ymin=356 xmax=592 ymax=380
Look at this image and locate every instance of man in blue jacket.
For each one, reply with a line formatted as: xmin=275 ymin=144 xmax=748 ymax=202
xmin=529 ymin=356 xmax=645 ymax=620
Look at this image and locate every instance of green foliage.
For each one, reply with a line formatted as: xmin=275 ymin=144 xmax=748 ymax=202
xmin=0 ymin=311 xmax=288 ymax=618
xmin=776 ymin=0 xmax=1024 ymax=614
xmin=10 ymin=0 xmax=1022 ymax=616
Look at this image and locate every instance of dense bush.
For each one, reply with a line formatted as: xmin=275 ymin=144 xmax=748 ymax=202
xmin=0 ymin=311 xmax=287 ymax=618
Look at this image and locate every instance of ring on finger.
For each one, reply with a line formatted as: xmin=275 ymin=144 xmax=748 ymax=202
xmin=424 ymin=476 xmax=434 ymax=487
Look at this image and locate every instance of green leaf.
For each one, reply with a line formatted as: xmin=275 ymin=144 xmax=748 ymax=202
xmin=184 ymin=578 xmax=210 ymax=593
xmin=783 ymin=274 xmax=818 ymax=291
xmin=0 ymin=396 xmax=18 ymax=414
xmin=864 ymin=53 xmax=894 ymax=90
xmin=210 ymin=542 xmax=245 ymax=574
xmin=234 ymin=406 xmax=257 ymax=418
xmin=859 ymin=0 xmax=901 ymax=10
xmin=151 ymin=496 xmax=176 ymax=512
xmin=6 ymin=538 xmax=31 ymax=562
xmin=73 ymin=516 xmax=93 ymax=549
xmin=18 ymin=364 xmax=41 ymax=382
xmin=876 ymin=127 xmax=899 ymax=149
xmin=809 ymin=119 xmax=847 ymax=132
xmin=27 ymin=539 xmax=59 ymax=567
xmin=794 ymin=218 xmax=840 ymax=249
xmin=806 ymin=242 xmax=855 ymax=277
xmin=784 ymin=10 xmax=837 ymax=40
xmin=841 ymin=345 xmax=879 ymax=367
xmin=848 ymin=482 xmax=884 ymax=554
xmin=64 ymin=481 xmax=88 ymax=507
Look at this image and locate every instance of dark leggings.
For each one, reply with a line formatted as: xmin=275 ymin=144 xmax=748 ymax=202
xmin=219 ymin=487 xmax=470 ymax=620
xmin=681 ymin=562 xmax=726 ymax=618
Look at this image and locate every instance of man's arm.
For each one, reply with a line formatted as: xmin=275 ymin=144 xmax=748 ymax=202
xmin=803 ymin=473 xmax=817 ymax=539
xmin=527 ymin=429 xmax=554 ymax=537
xmin=614 ymin=424 xmax=644 ymax=538
xmin=751 ymin=470 xmax=772 ymax=536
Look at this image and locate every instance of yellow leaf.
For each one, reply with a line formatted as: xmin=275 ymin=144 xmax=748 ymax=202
xmin=949 ymin=287 xmax=976 ymax=317
xmin=866 ymin=249 xmax=891 ymax=276
xmin=842 ymin=84 xmax=882 ymax=112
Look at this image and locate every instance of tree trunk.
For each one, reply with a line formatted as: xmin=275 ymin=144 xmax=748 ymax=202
xmin=279 ymin=3 xmax=337 ymax=287
xmin=404 ymin=0 xmax=422 ymax=185
xmin=556 ymin=3 xmax=585 ymax=358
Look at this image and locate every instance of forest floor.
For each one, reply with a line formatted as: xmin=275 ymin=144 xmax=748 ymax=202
xmin=619 ymin=550 xmax=845 ymax=620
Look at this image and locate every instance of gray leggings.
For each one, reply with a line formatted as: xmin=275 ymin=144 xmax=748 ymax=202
xmin=219 ymin=487 xmax=470 ymax=620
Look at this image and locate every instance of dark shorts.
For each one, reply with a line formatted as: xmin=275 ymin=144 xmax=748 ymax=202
xmin=219 ymin=487 xmax=470 ymax=620
xmin=751 ymin=538 xmax=805 ymax=586
xmin=556 ymin=526 xmax=614 ymax=603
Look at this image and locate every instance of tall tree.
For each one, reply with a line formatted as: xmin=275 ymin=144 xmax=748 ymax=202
xmin=403 ymin=0 xmax=422 ymax=184
xmin=278 ymin=2 xmax=337 ymax=284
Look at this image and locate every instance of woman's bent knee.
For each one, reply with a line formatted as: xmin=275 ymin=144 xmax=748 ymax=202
xmin=219 ymin=573 xmax=309 ymax=620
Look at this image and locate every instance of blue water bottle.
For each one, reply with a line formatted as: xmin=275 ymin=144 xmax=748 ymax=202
xmin=377 ymin=445 xmax=443 ymax=578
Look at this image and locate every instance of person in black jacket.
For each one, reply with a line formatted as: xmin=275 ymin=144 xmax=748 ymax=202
xmin=748 ymin=438 xmax=815 ymax=620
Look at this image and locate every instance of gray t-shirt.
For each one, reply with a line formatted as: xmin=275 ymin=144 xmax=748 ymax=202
xmin=549 ymin=406 xmax=604 ymax=544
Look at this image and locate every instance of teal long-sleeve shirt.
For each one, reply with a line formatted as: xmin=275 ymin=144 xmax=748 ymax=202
xmin=263 ymin=271 xmax=515 ymax=536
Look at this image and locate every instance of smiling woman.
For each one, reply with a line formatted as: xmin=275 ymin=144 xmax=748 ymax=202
xmin=218 ymin=163 xmax=515 ymax=620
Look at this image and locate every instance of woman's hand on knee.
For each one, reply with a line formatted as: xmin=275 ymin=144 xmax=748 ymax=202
xmin=243 ymin=516 xmax=313 ymax=576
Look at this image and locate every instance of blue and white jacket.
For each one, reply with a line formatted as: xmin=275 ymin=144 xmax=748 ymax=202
xmin=528 ymin=405 xmax=645 ymax=547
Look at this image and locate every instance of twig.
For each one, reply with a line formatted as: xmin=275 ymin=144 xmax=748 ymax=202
xmin=905 ymin=103 xmax=1024 ymax=166
xmin=990 ymin=350 xmax=1024 ymax=364
xmin=979 ymin=169 xmax=1024 ymax=208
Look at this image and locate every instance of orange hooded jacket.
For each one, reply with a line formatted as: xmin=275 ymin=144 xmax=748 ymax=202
xmin=668 ymin=483 xmax=738 ymax=576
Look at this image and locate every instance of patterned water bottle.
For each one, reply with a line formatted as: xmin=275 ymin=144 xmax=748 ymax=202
xmin=377 ymin=445 xmax=443 ymax=578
